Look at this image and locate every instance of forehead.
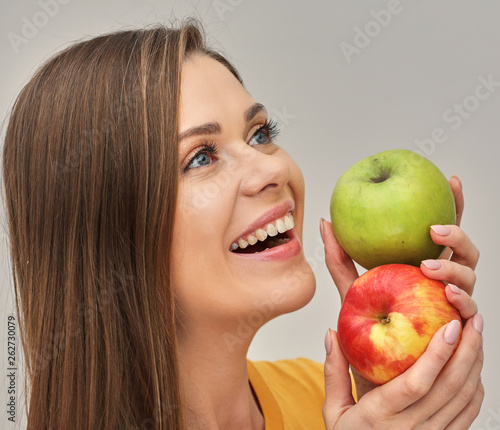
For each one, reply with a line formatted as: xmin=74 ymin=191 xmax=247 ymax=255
xmin=178 ymin=55 xmax=254 ymax=131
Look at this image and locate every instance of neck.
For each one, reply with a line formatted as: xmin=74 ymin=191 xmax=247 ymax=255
xmin=177 ymin=320 xmax=264 ymax=430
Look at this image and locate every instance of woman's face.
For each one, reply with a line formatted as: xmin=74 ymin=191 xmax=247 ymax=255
xmin=172 ymin=55 xmax=315 ymax=334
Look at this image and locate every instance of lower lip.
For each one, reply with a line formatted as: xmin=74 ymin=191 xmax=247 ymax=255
xmin=231 ymin=229 xmax=302 ymax=262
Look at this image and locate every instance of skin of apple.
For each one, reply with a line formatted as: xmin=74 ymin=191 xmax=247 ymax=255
xmin=337 ymin=264 xmax=461 ymax=385
xmin=330 ymin=149 xmax=456 ymax=270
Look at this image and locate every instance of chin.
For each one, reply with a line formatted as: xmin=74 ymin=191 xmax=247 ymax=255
xmin=267 ymin=257 xmax=316 ymax=318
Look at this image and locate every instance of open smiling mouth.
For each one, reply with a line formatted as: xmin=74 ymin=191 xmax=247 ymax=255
xmin=230 ymin=213 xmax=295 ymax=254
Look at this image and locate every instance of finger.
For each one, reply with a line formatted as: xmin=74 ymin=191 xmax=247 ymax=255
xmin=405 ymin=314 xmax=483 ymax=423
xmin=440 ymin=176 xmax=464 ymax=260
xmin=426 ymin=348 xmax=483 ymax=429
xmin=421 ymin=259 xmax=476 ymax=296
xmin=429 ymin=225 xmax=480 ymax=270
xmin=323 ymin=329 xmax=356 ymax=427
xmin=373 ymin=320 xmax=461 ymax=413
xmin=444 ymin=381 xmax=485 ymax=430
xmin=449 ymin=176 xmax=464 ymax=228
xmin=321 ymin=218 xmax=359 ymax=301
xmin=445 ymin=284 xmax=478 ymax=320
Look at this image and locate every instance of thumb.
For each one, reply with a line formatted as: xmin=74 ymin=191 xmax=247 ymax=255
xmin=441 ymin=176 xmax=464 ymax=260
xmin=449 ymin=175 xmax=463 ymax=228
xmin=321 ymin=218 xmax=358 ymax=301
xmin=323 ymin=329 xmax=355 ymax=428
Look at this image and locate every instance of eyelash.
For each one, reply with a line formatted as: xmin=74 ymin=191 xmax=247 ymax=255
xmin=261 ymin=118 xmax=281 ymax=142
xmin=184 ymin=141 xmax=218 ymax=172
xmin=183 ymin=119 xmax=281 ymax=172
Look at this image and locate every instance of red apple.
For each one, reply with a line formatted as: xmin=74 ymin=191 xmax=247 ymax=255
xmin=337 ymin=264 xmax=461 ymax=385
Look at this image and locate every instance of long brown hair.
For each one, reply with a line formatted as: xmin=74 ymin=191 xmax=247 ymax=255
xmin=2 ymin=20 xmax=242 ymax=429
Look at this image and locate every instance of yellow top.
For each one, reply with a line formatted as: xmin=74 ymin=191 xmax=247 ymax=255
xmin=247 ymin=358 xmax=357 ymax=430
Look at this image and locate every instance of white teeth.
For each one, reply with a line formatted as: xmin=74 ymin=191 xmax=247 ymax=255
xmin=276 ymin=218 xmax=286 ymax=233
xmin=266 ymin=223 xmax=278 ymax=237
xmin=247 ymin=234 xmax=258 ymax=245
xmin=230 ymin=212 xmax=295 ymax=252
xmin=255 ymin=228 xmax=267 ymax=241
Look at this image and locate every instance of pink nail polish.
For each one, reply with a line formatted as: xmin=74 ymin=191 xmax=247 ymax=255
xmin=422 ymin=259 xmax=442 ymax=270
xmin=320 ymin=218 xmax=325 ymax=243
xmin=431 ymin=225 xmax=452 ymax=236
xmin=451 ymin=175 xmax=462 ymax=188
xmin=449 ymin=284 xmax=461 ymax=295
xmin=325 ymin=329 xmax=332 ymax=355
xmin=473 ymin=314 xmax=484 ymax=334
xmin=444 ymin=320 xmax=461 ymax=345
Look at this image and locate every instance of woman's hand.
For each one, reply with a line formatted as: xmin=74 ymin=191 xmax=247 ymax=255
xmin=321 ymin=176 xmax=484 ymax=428
xmin=321 ymin=176 xmax=473 ymax=301
xmin=420 ymin=176 xmax=479 ymax=296
xmin=323 ymin=305 xmax=483 ymax=429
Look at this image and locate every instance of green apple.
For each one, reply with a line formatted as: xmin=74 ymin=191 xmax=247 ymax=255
xmin=330 ymin=149 xmax=456 ymax=270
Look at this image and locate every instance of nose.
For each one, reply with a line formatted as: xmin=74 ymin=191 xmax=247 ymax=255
xmin=238 ymin=146 xmax=290 ymax=197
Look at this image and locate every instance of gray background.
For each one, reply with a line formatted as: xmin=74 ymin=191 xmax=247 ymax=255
xmin=1 ymin=1 xmax=498 ymax=428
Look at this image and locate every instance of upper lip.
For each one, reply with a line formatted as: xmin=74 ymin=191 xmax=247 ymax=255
xmin=231 ymin=200 xmax=295 ymax=245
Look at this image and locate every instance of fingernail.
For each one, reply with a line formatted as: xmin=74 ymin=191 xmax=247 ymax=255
xmin=320 ymin=218 xmax=325 ymax=243
xmin=431 ymin=225 xmax=451 ymax=236
xmin=444 ymin=320 xmax=461 ymax=345
xmin=449 ymin=284 xmax=461 ymax=295
xmin=422 ymin=259 xmax=442 ymax=270
xmin=325 ymin=329 xmax=332 ymax=355
xmin=451 ymin=175 xmax=462 ymax=188
xmin=473 ymin=313 xmax=483 ymax=334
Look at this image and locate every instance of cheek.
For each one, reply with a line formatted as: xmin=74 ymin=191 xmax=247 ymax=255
xmin=170 ymin=179 xmax=236 ymax=300
xmin=172 ymin=183 xmax=229 ymax=257
xmin=289 ymin=157 xmax=305 ymax=199
xmin=283 ymin=151 xmax=306 ymax=230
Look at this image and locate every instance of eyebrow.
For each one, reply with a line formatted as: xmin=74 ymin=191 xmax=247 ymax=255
xmin=245 ymin=102 xmax=267 ymax=122
xmin=178 ymin=102 xmax=267 ymax=142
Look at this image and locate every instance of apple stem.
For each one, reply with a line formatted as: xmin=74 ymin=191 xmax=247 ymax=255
xmin=381 ymin=316 xmax=391 ymax=324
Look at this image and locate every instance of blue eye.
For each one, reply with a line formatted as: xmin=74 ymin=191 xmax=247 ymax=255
xmin=185 ymin=142 xmax=218 ymax=171
xmin=250 ymin=130 xmax=269 ymax=146
xmin=188 ymin=152 xmax=211 ymax=168
xmin=249 ymin=119 xmax=281 ymax=147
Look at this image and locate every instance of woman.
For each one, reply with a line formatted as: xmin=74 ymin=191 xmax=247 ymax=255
xmin=2 ymin=20 xmax=483 ymax=429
